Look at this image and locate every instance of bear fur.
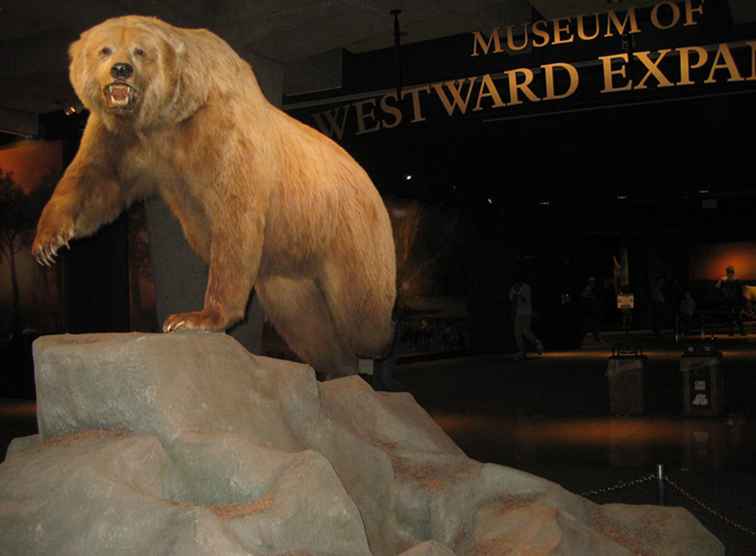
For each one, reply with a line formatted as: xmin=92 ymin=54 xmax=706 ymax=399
xmin=32 ymin=16 xmax=397 ymax=378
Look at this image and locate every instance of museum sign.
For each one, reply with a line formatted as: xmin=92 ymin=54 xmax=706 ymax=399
xmin=288 ymin=0 xmax=756 ymax=141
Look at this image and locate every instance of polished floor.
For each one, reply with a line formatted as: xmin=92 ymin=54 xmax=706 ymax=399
xmin=399 ymin=339 xmax=756 ymax=473
xmin=2 ymin=331 xmax=756 ymax=554
xmin=392 ymin=332 xmax=756 ymax=555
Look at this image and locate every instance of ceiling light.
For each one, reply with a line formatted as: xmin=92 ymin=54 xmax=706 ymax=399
xmin=63 ymin=101 xmax=82 ymax=116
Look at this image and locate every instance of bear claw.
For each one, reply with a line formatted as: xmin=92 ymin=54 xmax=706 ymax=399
xmin=33 ymin=230 xmax=73 ymax=267
xmin=163 ymin=320 xmax=186 ymax=332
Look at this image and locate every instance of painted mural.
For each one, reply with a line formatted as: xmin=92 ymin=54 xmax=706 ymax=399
xmin=0 ymin=140 xmax=63 ymax=336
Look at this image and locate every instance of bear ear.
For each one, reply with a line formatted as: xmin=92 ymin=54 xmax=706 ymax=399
xmin=68 ymin=32 xmax=90 ymax=106
xmin=68 ymin=35 xmax=82 ymax=64
xmin=160 ymin=27 xmax=209 ymax=123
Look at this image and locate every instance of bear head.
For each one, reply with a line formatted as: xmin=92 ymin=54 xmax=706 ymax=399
xmin=69 ymin=16 xmax=207 ymax=131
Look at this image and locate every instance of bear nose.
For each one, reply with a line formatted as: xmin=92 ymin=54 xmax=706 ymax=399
xmin=110 ymin=63 xmax=133 ymax=80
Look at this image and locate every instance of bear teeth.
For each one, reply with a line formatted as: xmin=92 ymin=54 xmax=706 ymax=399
xmin=106 ymin=84 xmax=133 ymax=107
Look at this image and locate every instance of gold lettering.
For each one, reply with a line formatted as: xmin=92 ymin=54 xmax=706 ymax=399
xmin=651 ymin=1 xmax=681 ymax=31
xmin=506 ymin=24 xmax=530 ymax=51
xmin=379 ymin=93 xmax=403 ymax=129
xmin=577 ymin=13 xmax=601 ymax=41
xmin=432 ymin=78 xmax=478 ymax=116
xmin=678 ymin=46 xmax=708 ymax=85
xmin=354 ymin=99 xmax=381 ymax=135
xmin=705 ymin=43 xmax=744 ymax=83
xmin=401 ymin=85 xmax=431 ymax=123
xmin=473 ymin=74 xmax=507 ymax=111
xmin=749 ymin=41 xmax=756 ymax=81
xmin=684 ymin=0 xmax=705 ymax=26
xmin=506 ymin=68 xmax=541 ymax=105
xmin=634 ymin=50 xmax=674 ymax=89
xmin=531 ymin=20 xmax=550 ymax=48
xmin=553 ymin=18 xmax=574 ymax=45
xmin=312 ymin=105 xmax=350 ymax=141
xmin=605 ymin=8 xmax=640 ymax=37
xmin=599 ymin=53 xmax=633 ymax=93
xmin=543 ymin=63 xmax=580 ymax=100
xmin=471 ymin=29 xmax=503 ymax=56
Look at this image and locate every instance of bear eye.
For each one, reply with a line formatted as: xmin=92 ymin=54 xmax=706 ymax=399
xmin=134 ymin=47 xmax=145 ymax=57
xmin=99 ymin=46 xmax=112 ymax=57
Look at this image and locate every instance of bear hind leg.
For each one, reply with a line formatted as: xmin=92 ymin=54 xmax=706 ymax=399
xmin=320 ymin=261 xmax=396 ymax=360
xmin=256 ymin=275 xmax=357 ymax=380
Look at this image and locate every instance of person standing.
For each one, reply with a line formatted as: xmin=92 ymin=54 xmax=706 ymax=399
xmin=509 ymin=276 xmax=544 ymax=360
xmin=650 ymin=275 xmax=667 ymax=337
xmin=715 ymin=265 xmax=745 ymax=335
xmin=679 ymin=290 xmax=697 ymax=336
xmin=580 ymin=276 xmax=603 ymax=343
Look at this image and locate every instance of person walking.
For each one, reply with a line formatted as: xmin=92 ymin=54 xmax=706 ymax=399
xmin=509 ymin=276 xmax=544 ymax=360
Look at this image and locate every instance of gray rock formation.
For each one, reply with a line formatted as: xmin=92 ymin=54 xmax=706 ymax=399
xmin=0 ymin=332 xmax=723 ymax=555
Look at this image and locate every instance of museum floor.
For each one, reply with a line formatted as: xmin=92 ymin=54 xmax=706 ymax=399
xmin=2 ymin=331 xmax=755 ymax=554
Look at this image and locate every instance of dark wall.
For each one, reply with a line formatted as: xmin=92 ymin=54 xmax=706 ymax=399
xmin=40 ymin=110 xmax=131 ymax=334
xmin=61 ymin=216 xmax=131 ymax=333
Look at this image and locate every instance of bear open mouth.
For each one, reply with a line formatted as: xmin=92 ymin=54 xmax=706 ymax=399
xmin=103 ymin=83 xmax=138 ymax=110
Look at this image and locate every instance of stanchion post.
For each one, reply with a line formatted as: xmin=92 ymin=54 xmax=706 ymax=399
xmin=656 ymin=464 xmax=665 ymax=506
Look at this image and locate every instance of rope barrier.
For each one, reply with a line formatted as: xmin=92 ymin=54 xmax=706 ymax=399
xmin=664 ymin=474 xmax=756 ymax=537
xmin=578 ymin=465 xmax=756 ymax=538
xmin=579 ymin=472 xmax=655 ymax=497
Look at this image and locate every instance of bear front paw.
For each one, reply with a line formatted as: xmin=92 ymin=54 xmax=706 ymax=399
xmin=163 ymin=309 xmax=227 ymax=333
xmin=32 ymin=215 xmax=75 ymax=267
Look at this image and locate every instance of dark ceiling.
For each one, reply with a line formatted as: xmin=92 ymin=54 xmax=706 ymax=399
xmin=0 ymin=0 xmax=665 ymax=118
xmin=1 ymin=0 xmax=754 ymax=211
